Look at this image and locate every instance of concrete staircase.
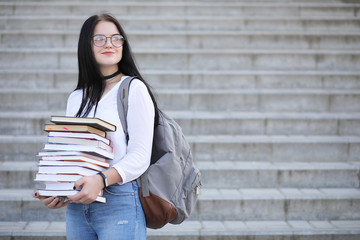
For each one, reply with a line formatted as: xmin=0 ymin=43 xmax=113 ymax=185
xmin=1 ymin=0 xmax=360 ymax=239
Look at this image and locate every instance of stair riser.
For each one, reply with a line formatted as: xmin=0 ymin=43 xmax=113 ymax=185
xmin=191 ymin=198 xmax=360 ymax=221
xmin=1 ymin=169 xmax=358 ymax=189
xmin=1 ymin=52 xmax=360 ymax=71
xmin=1 ymin=18 xmax=359 ymax=31
xmin=1 ymin=5 xmax=357 ymax=17
xmin=191 ymin=142 xmax=360 ymax=162
xmin=2 ymin=198 xmax=359 ymax=221
xmin=147 ymin=236 xmax=360 ymax=240
xmin=201 ymin=169 xmax=360 ymax=188
xmin=0 ymin=237 xmax=65 ymax=240
xmin=1 ymin=72 xmax=360 ymax=90
xmin=1 ymin=117 xmax=360 ymax=136
xmin=0 ymin=171 xmax=38 ymax=189
xmin=179 ymin=118 xmax=360 ymax=136
xmin=0 ymin=200 xmax=66 ymax=221
xmin=3 ymin=33 xmax=360 ymax=50
xmin=0 ymin=235 xmax=359 ymax=240
xmin=0 ymin=141 xmax=359 ymax=162
xmin=1 ymin=92 xmax=360 ymax=112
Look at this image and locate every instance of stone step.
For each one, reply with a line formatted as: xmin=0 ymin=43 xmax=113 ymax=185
xmin=0 ymin=220 xmax=359 ymax=240
xmin=1 ymin=111 xmax=360 ymax=136
xmin=1 ymin=188 xmax=359 ymax=221
xmin=1 ymin=2 xmax=358 ymax=17
xmin=195 ymin=188 xmax=360 ymax=221
xmin=1 ymin=69 xmax=359 ymax=90
xmin=197 ymin=161 xmax=360 ymax=188
xmin=1 ymin=88 xmax=360 ymax=112
xmin=188 ymin=135 xmax=360 ymax=162
xmin=1 ymin=16 xmax=359 ymax=31
xmin=1 ymin=161 xmax=359 ymax=189
xmin=2 ymin=30 xmax=360 ymax=50
xmin=1 ymin=48 xmax=359 ymax=71
xmin=0 ymin=135 xmax=359 ymax=162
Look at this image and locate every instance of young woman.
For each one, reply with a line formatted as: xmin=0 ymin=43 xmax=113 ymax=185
xmin=33 ymin=13 xmax=158 ymax=239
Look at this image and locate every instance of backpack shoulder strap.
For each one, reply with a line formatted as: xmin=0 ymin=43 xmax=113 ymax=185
xmin=117 ymin=76 xmax=151 ymax=197
xmin=117 ymin=76 xmax=137 ymax=141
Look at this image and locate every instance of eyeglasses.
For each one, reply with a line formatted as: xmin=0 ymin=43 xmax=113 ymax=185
xmin=92 ymin=34 xmax=125 ymax=48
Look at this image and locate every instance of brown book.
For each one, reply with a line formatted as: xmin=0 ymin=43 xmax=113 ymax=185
xmin=50 ymin=116 xmax=116 ymax=132
xmin=44 ymin=124 xmax=106 ymax=138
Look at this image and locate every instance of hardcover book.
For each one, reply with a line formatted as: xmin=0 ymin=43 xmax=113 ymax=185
xmin=48 ymin=131 xmax=110 ymax=145
xmin=43 ymin=144 xmax=114 ymax=160
xmin=38 ymin=166 xmax=99 ymax=175
xmin=47 ymin=136 xmax=113 ymax=153
xmin=38 ymin=152 xmax=110 ymax=168
xmin=38 ymin=190 xmax=106 ymax=203
xmin=50 ymin=116 xmax=116 ymax=132
xmin=45 ymin=124 xmax=107 ymax=138
xmin=35 ymin=173 xmax=83 ymax=182
xmin=38 ymin=160 xmax=107 ymax=172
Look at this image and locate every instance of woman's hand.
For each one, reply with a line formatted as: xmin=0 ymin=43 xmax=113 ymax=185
xmin=33 ymin=192 xmax=72 ymax=209
xmin=67 ymin=174 xmax=104 ymax=204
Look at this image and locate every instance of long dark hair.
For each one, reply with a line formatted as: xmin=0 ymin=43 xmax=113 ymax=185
xmin=75 ymin=13 xmax=158 ymax=119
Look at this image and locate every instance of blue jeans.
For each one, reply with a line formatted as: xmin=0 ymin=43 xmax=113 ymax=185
xmin=66 ymin=181 xmax=146 ymax=240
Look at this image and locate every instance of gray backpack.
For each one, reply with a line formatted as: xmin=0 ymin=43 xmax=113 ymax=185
xmin=117 ymin=76 xmax=201 ymax=229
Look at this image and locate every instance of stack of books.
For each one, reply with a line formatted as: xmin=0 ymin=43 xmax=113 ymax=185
xmin=35 ymin=116 xmax=116 ymax=203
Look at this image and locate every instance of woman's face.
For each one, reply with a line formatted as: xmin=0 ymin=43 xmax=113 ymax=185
xmin=92 ymin=21 xmax=123 ymax=74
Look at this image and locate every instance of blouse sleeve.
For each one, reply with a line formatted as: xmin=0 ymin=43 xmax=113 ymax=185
xmin=65 ymin=90 xmax=82 ymax=117
xmin=112 ymin=80 xmax=155 ymax=184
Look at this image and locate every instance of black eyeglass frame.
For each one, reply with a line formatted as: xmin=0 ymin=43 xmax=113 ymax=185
xmin=92 ymin=34 xmax=125 ymax=48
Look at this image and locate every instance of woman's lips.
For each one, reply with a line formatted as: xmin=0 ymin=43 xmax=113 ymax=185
xmin=101 ymin=52 xmax=115 ymax=55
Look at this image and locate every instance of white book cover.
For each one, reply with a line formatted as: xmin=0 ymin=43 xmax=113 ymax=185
xmin=43 ymin=144 xmax=114 ymax=159
xmin=44 ymin=182 xmax=76 ymax=190
xmin=38 ymin=155 xmax=109 ymax=168
xmin=38 ymin=166 xmax=99 ymax=175
xmin=38 ymin=151 xmax=108 ymax=163
xmin=47 ymin=137 xmax=113 ymax=153
xmin=38 ymin=190 xmax=106 ymax=203
xmin=38 ymin=160 xmax=107 ymax=172
xmin=48 ymin=131 xmax=110 ymax=145
xmin=34 ymin=173 xmax=83 ymax=182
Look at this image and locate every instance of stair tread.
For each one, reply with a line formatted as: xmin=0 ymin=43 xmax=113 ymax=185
xmin=0 ymin=220 xmax=359 ymax=236
xmin=2 ymin=29 xmax=360 ymax=36
xmin=1 ymin=1 xmax=359 ymax=7
xmin=1 ymin=69 xmax=359 ymax=75
xmin=1 ymin=188 xmax=359 ymax=201
xmin=1 ymin=135 xmax=360 ymax=143
xmin=2 ymin=15 xmax=359 ymax=20
xmin=1 ymin=48 xmax=359 ymax=54
xmin=2 ymin=110 xmax=360 ymax=119
xmin=2 ymin=160 xmax=359 ymax=171
xmin=2 ymin=88 xmax=360 ymax=94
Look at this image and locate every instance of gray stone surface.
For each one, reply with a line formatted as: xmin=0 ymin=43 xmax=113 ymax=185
xmin=0 ymin=0 xmax=359 ymax=239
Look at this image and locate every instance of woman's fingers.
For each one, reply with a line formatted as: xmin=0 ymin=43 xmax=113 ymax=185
xmin=33 ymin=192 xmax=72 ymax=209
xmin=46 ymin=197 xmax=72 ymax=209
xmin=67 ymin=176 xmax=101 ymax=204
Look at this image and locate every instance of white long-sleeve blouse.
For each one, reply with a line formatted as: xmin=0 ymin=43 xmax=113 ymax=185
xmin=65 ymin=76 xmax=155 ymax=184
